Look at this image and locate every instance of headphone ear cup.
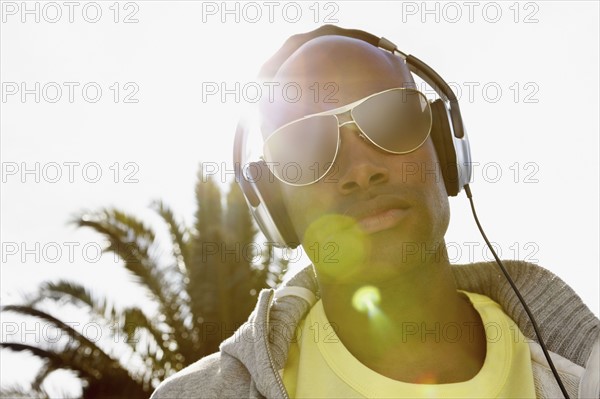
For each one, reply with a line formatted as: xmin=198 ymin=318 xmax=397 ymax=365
xmin=249 ymin=161 xmax=301 ymax=248
xmin=430 ymin=99 xmax=460 ymax=197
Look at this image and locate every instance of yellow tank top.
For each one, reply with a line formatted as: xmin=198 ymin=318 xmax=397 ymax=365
xmin=282 ymin=291 xmax=536 ymax=398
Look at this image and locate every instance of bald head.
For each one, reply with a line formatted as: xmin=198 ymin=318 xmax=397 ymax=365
xmin=259 ymin=35 xmax=416 ymax=137
xmin=275 ymin=36 xmax=413 ymax=88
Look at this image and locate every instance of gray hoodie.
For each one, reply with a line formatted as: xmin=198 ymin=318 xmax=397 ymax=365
xmin=151 ymin=261 xmax=599 ymax=398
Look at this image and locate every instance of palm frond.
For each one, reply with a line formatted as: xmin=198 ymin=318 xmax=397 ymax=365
xmin=74 ymin=209 xmax=197 ymax=368
xmin=73 ymin=210 xmax=174 ymax=313
xmin=0 ymin=342 xmax=98 ymax=382
xmin=193 ymin=173 xmax=222 ymax=239
xmin=151 ymin=200 xmax=190 ymax=275
xmin=4 ymin=337 xmax=150 ymax=398
xmin=2 ymin=306 xmax=121 ymax=371
xmin=225 ymin=182 xmax=257 ymax=243
xmin=0 ymin=385 xmax=50 ymax=399
xmin=32 ymin=363 xmax=54 ymax=391
xmin=28 ymin=280 xmax=110 ymax=319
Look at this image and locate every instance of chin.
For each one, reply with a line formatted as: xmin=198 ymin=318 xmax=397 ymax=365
xmin=314 ymin=231 xmax=441 ymax=286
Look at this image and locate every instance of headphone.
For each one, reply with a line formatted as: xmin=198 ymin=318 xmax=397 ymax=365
xmin=233 ymin=25 xmax=473 ymax=249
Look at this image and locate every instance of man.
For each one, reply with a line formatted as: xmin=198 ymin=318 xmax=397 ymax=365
xmin=152 ymin=26 xmax=598 ymax=398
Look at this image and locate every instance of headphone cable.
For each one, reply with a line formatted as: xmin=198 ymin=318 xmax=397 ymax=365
xmin=463 ymin=184 xmax=570 ymax=399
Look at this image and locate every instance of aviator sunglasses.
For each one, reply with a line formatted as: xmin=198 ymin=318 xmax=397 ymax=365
xmin=262 ymin=87 xmax=433 ymax=186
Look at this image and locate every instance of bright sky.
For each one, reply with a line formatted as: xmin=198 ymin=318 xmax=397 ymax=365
xmin=1 ymin=1 xmax=598 ymax=396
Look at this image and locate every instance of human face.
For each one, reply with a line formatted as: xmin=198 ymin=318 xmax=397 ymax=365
xmin=263 ymin=37 xmax=450 ymax=283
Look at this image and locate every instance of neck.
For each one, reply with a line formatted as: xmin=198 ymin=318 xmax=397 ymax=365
xmin=320 ymin=245 xmax=462 ymax=333
xmin=316 ymin=242 xmax=486 ymax=383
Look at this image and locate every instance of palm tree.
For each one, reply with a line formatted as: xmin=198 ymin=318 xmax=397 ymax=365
xmin=0 ymin=170 xmax=287 ymax=398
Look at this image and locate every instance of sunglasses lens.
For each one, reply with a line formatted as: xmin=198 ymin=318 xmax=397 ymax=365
xmin=352 ymin=89 xmax=432 ymax=153
xmin=264 ymin=115 xmax=338 ymax=185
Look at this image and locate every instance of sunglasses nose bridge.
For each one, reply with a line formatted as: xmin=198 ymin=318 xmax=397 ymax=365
xmin=335 ymin=109 xmax=354 ymax=126
xmin=335 ymin=110 xmax=363 ymax=140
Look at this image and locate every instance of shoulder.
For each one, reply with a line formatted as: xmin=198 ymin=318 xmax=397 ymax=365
xmin=451 ymin=260 xmax=555 ymax=284
xmin=150 ymin=352 xmax=251 ymax=399
xmin=451 ymin=260 xmax=583 ymax=304
xmin=454 ymin=260 xmax=599 ymax=362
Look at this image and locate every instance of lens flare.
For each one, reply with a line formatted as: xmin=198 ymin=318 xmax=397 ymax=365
xmin=303 ymin=214 xmax=370 ymax=280
xmin=352 ymin=285 xmax=381 ymax=317
xmin=351 ymin=286 xmax=392 ymax=338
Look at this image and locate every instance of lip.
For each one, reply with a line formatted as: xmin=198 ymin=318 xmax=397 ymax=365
xmin=343 ymin=195 xmax=411 ymax=234
xmin=356 ymin=208 xmax=409 ymax=234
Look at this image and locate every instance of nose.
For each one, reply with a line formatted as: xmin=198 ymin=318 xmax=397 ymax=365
xmin=334 ymin=124 xmax=390 ymax=195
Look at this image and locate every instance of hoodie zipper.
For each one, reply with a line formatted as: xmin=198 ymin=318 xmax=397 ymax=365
xmin=263 ymin=289 xmax=290 ymax=399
